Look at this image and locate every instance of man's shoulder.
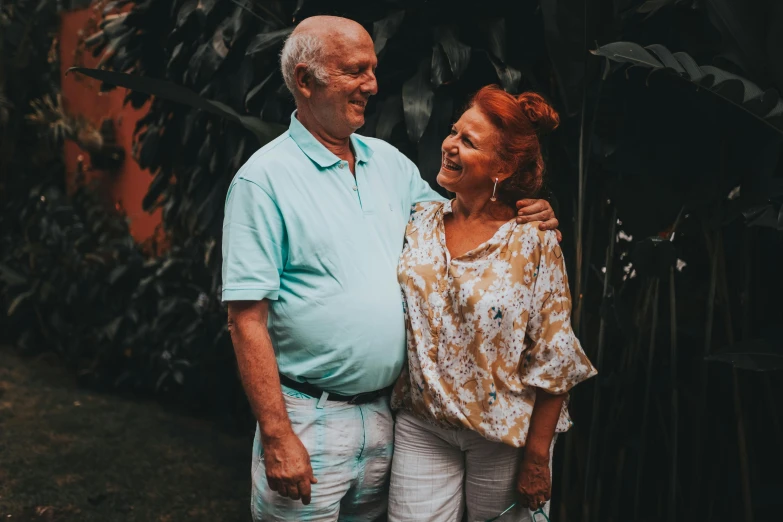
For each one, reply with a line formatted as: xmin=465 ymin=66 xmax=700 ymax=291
xmin=231 ymin=131 xmax=302 ymax=187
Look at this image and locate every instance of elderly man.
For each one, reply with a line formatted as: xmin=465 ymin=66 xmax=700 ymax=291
xmin=222 ymin=15 xmax=560 ymax=521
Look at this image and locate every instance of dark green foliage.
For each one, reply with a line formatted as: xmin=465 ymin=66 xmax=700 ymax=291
xmin=706 ymin=352 xmax=783 ymax=371
xmin=0 ymin=0 xmax=247 ymax=423
xmin=592 ymin=41 xmax=783 ymax=133
xmin=0 ymin=168 xmax=243 ymax=417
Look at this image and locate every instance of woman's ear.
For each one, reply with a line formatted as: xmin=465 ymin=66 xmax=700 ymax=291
xmin=496 ymin=168 xmax=515 ymax=184
xmin=294 ymin=63 xmax=313 ymax=99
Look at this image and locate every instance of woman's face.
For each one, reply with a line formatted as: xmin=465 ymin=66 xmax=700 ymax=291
xmin=437 ymin=107 xmax=506 ymax=196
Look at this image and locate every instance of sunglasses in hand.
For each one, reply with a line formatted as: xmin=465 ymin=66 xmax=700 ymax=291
xmin=485 ymin=502 xmax=550 ymax=522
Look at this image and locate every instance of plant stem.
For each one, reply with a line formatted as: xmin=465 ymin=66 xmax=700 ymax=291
xmin=714 ymin=229 xmax=753 ymax=522
xmin=691 ymin=222 xmax=720 ymax=519
xmin=634 ymin=278 xmax=660 ymax=519
xmin=669 ymin=266 xmax=678 ymax=522
xmin=573 ymin=93 xmax=587 ymax=338
xmin=582 ymin=206 xmax=617 ymax=522
xmin=732 ymin=369 xmax=753 ymax=522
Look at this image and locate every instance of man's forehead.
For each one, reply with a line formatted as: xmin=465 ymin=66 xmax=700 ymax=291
xmin=324 ymin=37 xmax=376 ymax=67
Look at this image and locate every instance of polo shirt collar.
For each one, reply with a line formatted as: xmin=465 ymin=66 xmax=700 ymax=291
xmin=350 ymin=132 xmax=374 ymax=163
xmin=288 ymin=111 xmax=375 ymax=168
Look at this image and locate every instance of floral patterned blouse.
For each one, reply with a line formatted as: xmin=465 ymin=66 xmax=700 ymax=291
xmin=391 ymin=201 xmax=597 ymax=447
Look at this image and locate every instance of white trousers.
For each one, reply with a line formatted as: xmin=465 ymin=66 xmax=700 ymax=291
xmin=388 ymin=410 xmax=552 ymax=522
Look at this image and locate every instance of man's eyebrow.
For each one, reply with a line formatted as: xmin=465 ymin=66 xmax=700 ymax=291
xmin=345 ymin=58 xmax=376 ymax=68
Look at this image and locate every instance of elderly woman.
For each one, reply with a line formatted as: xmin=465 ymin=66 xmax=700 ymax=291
xmin=388 ymin=86 xmax=597 ymax=522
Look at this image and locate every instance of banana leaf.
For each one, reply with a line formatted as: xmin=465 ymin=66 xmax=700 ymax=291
xmin=540 ymin=0 xmax=590 ymax=116
xmin=704 ymin=0 xmax=783 ymax=93
xmin=636 ymin=0 xmax=689 ymax=17
xmin=376 ymin=95 xmax=403 ymax=142
xmin=373 ymin=10 xmax=405 ymax=56
xmin=705 ymin=353 xmax=783 ymax=371
xmin=67 ymin=67 xmax=285 ymax=146
xmin=435 ymin=26 xmax=471 ymax=81
xmin=592 ymin=41 xmax=783 ymax=134
xmin=245 ymin=27 xmax=292 ymax=56
xmin=402 ymin=57 xmax=434 ymax=143
xmin=431 ymin=45 xmax=451 ymax=89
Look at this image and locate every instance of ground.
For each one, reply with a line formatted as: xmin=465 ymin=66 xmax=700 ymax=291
xmin=0 ymin=347 xmax=252 ymax=521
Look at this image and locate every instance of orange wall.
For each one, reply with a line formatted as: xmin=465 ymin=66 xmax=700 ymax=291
xmin=59 ymin=8 xmax=162 ymax=244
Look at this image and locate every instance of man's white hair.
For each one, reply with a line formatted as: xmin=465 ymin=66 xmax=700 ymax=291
xmin=280 ymin=32 xmax=329 ymax=96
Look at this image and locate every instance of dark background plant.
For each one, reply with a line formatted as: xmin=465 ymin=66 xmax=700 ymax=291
xmin=2 ymin=0 xmax=783 ymax=521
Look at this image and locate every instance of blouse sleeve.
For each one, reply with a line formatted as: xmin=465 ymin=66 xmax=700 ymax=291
xmin=519 ymin=230 xmax=597 ymax=394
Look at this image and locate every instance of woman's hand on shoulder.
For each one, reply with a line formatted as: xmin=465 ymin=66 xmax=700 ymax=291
xmin=515 ymin=199 xmax=562 ymax=243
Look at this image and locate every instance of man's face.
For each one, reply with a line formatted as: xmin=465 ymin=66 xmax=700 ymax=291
xmin=308 ymin=31 xmax=378 ymax=138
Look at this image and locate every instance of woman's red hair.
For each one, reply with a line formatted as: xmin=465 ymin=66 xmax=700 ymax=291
xmin=468 ymin=85 xmax=559 ymax=204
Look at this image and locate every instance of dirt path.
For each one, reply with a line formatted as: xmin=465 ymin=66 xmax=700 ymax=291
xmin=0 ymin=347 xmax=252 ymax=521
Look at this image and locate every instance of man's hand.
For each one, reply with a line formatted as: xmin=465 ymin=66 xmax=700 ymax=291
xmin=515 ymin=199 xmax=562 ymax=243
xmin=263 ymin=430 xmax=318 ymax=505
xmin=516 ymin=451 xmax=551 ymax=511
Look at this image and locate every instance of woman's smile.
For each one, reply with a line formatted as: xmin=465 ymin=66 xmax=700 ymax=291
xmin=441 ymin=156 xmax=462 ymax=172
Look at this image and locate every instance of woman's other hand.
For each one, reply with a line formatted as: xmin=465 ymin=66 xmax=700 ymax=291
xmin=516 ymin=451 xmax=552 ymax=511
xmin=515 ymin=199 xmax=562 ymax=242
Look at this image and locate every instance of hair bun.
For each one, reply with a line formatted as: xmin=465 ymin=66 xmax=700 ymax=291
xmin=516 ymin=92 xmax=560 ymax=135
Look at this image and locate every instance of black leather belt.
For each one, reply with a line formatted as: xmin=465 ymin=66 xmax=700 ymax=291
xmin=279 ymin=374 xmax=391 ymax=405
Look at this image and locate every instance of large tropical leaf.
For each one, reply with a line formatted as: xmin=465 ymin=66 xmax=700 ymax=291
xmin=540 ymin=0 xmax=590 ymax=116
xmin=473 ymin=18 xmax=523 ymax=94
xmin=704 ymin=0 xmax=783 ymax=93
xmin=372 ymin=10 xmax=405 ymax=56
xmin=705 ymin=352 xmax=783 ymax=371
xmin=245 ymin=27 xmax=292 ymax=55
xmin=636 ymin=0 xmax=693 ymax=17
xmin=431 ymin=45 xmax=451 ymax=89
xmin=375 ymin=95 xmax=403 ymax=142
xmin=592 ymin=42 xmax=783 ymax=134
xmin=435 ymin=26 xmax=471 ymax=81
xmin=67 ymin=67 xmax=285 ymax=146
xmin=402 ymin=57 xmax=435 ymax=143
xmin=487 ymin=53 xmax=522 ymax=94
xmin=483 ymin=18 xmax=507 ymax=63
xmin=742 ymin=202 xmax=783 ymax=229
xmin=417 ymin=90 xmax=453 ymax=193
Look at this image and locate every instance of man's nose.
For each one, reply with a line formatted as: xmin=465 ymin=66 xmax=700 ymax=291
xmin=361 ymin=71 xmax=378 ymax=95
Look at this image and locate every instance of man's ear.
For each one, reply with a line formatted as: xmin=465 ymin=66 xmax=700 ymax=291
xmin=294 ymin=63 xmax=313 ymax=99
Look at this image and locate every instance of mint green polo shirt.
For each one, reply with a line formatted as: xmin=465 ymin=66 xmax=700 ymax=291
xmin=221 ymin=113 xmax=443 ymax=395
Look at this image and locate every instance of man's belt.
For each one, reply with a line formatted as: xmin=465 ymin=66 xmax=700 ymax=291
xmin=279 ymin=374 xmax=391 ymax=405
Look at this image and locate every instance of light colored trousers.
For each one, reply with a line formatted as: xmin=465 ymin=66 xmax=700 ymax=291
xmin=388 ymin=410 xmax=552 ymax=522
xmin=250 ymin=385 xmax=394 ymax=521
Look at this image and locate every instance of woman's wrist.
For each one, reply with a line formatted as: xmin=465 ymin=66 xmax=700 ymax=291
xmin=523 ymin=443 xmax=551 ymax=464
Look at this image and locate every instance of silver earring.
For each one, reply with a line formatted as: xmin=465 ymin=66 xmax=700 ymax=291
xmin=490 ymin=177 xmax=499 ymax=202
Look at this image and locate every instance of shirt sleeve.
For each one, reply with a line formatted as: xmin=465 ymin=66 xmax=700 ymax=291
xmin=221 ymin=178 xmax=287 ymax=302
xmin=519 ymin=231 xmax=597 ymax=394
xmin=406 ymin=159 xmax=446 ymax=205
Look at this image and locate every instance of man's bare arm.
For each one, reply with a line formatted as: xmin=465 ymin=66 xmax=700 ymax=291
xmin=227 ymin=300 xmax=317 ymax=505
